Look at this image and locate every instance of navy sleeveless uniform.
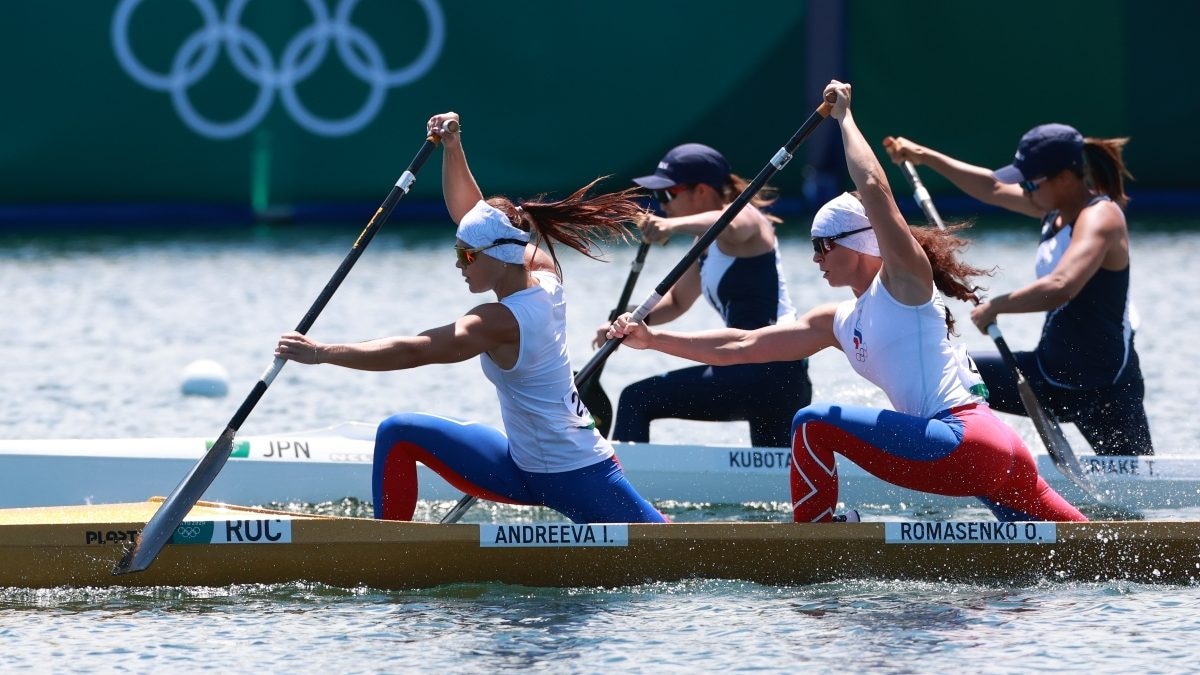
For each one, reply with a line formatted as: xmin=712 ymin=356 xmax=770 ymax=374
xmin=612 ymin=242 xmax=812 ymax=447
xmin=972 ymin=196 xmax=1154 ymax=455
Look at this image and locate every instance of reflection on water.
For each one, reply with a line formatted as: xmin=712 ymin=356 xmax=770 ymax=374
xmin=3 ymin=579 xmax=1200 ymax=671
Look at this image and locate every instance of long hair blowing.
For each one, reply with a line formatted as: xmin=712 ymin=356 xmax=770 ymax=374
xmin=724 ymin=174 xmax=782 ymax=224
xmin=909 ymin=222 xmax=994 ymax=336
xmin=1081 ymin=136 xmax=1133 ymax=209
xmin=486 ymin=177 xmax=641 ymax=279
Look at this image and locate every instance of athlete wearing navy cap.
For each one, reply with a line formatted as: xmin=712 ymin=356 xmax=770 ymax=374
xmin=595 ymin=142 xmax=812 ymax=448
xmin=887 ymin=123 xmax=1152 ymax=456
xmin=607 ymin=82 xmax=1085 ymax=523
xmin=631 ymin=143 xmax=732 ymax=191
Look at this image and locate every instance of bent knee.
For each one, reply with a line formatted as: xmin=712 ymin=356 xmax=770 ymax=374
xmin=376 ymin=412 xmax=424 ymax=439
xmin=375 ymin=412 xmax=430 ymax=460
xmin=791 ymin=403 xmax=842 ymax=432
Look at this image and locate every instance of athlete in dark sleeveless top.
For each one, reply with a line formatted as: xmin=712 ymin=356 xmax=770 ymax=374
xmin=1033 ymin=196 xmax=1136 ymax=388
xmin=595 ymin=143 xmax=812 ymax=447
xmin=886 ymin=124 xmax=1152 ymax=455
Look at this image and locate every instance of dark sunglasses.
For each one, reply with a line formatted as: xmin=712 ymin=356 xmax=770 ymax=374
xmin=1019 ymin=175 xmax=1049 ymax=193
xmin=811 ymin=226 xmax=873 ymax=256
xmin=454 ymin=238 xmax=527 ymax=266
xmin=652 ymin=184 xmax=691 ymax=204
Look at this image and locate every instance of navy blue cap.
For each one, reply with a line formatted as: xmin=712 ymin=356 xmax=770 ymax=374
xmin=633 ymin=143 xmax=730 ymax=191
xmin=993 ymin=123 xmax=1084 ymax=183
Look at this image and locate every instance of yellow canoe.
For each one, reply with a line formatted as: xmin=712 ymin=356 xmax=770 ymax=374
xmin=2 ymin=499 xmax=1197 ymax=588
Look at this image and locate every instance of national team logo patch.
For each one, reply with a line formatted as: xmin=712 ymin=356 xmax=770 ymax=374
xmin=852 ymin=312 xmax=867 ymax=362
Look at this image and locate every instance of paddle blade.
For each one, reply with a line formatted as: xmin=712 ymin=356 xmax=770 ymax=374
xmin=113 ymin=429 xmax=238 ymax=574
xmin=1015 ymin=378 xmax=1103 ymax=501
xmin=578 ymin=370 xmax=613 ymax=438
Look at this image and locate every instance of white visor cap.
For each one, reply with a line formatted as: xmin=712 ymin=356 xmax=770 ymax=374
xmin=455 ymin=200 xmax=530 ymax=265
xmin=811 ymin=192 xmax=879 ymax=257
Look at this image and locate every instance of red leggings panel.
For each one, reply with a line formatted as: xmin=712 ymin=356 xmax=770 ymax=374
xmin=791 ymin=408 xmax=1086 ymax=523
xmin=378 ymin=441 xmax=521 ymax=521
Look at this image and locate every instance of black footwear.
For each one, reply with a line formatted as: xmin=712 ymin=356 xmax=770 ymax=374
xmin=832 ymin=509 xmax=861 ymax=523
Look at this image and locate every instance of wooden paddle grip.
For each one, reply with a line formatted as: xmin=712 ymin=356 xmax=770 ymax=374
xmin=817 ymin=91 xmax=838 ymax=117
xmin=427 ymin=119 xmax=461 ymax=144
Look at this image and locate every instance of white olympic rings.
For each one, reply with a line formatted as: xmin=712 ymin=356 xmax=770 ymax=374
xmin=111 ymin=0 xmax=445 ymax=139
xmin=175 ymin=525 xmax=205 ymax=539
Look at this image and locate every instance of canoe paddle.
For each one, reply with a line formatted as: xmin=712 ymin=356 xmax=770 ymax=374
xmin=891 ymin=155 xmax=946 ymax=230
xmin=984 ymin=323 xmax=1113 ymax=506
xmin=887 ymin=151 xmax=1116 ymax=510
xmin=441 ymin=93 xmax=837 ymax=524
xmin=114 ymin=120 xmax=458 ymax=575
xmin=578 ymin=239 xmax=653 ymax=438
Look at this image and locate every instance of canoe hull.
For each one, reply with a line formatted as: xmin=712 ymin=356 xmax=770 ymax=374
xmin=2 ymin=427 xmax=1197 ymax=512
xmin=3 ymin=501 xmax=1199 ymax=588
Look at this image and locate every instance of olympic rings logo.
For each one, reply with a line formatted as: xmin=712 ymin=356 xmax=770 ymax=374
xmin=111 ymin=0 xmax=445 ymax=139
xmin=176 ymin=525 xmax=205 ymax=539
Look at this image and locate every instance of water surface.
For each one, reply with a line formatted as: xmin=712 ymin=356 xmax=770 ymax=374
xmin=1 ymin=220 xmax=1196 ymax=672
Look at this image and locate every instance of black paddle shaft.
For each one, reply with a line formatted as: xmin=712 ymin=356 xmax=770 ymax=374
xmin=895 ymin=160 xmax=1113 ymax=510
xmin=114 ymin=121 xmax=458 ymax=575
xmin=576 ymin=239 xmax=653 ymax=438
xmin=574 ymin=96 xmax=836 ymax=387
xmin=584 ymin=240 xmax=652 ymax=383
xmin=609 ymin=240 xmax=653 ymax=323
xmin=987 ymin=323 xmax=1106 ymax=502
xmin=441 ymin=97 xmax=836 ymax=526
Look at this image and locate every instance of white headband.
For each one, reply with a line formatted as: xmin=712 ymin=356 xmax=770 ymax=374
xmin=455 ymin=200 xmax=530 ymax=265
xmin=811 ymin=192 xmax=879 ymax=257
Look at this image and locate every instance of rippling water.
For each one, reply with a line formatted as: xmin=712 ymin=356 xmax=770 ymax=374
xmin=1 ymin=218 xmax=1198 ymax=672
xmin=3 ymin=580 xmax=1199 ymax=672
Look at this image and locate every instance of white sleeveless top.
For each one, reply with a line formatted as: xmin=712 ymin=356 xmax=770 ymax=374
xmin=480 ymin=271 xmax=614 ymax=473
xmin=831 ymin=274 xmax=984 ymax=417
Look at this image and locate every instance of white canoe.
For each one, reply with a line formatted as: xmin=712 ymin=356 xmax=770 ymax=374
xmin=2 ymin=499 xmax=1199 ymax=588
xmin=1 ymin=422 xmax=1196 ymax=512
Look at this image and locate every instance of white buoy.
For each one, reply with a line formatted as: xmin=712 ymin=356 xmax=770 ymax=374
xmin=181 ymin=359 xmax=230 ymax=397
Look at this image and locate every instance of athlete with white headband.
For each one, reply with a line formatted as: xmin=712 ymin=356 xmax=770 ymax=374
xmin=276 ymin=111 xmax=666 ymax=524
xmin=607 ymin=81 xmax=1087 ymax=523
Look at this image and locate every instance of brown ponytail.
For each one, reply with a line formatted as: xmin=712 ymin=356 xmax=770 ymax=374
xmin=909 ymin=222 xmax=995 ymax=336
xmin=1082 ymin=137 xmax=1133 ymax=209
xmin=486 ymin=176 xmax=640 ymax=279
xmin=724 ymin=174 xmax=782 ymax=224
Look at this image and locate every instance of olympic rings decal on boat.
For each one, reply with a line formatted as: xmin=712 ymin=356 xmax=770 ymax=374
xmin=175 ymin=525 xmax=204 ymax=539
xmin=111 ymin=0 xmax=445 ymax=139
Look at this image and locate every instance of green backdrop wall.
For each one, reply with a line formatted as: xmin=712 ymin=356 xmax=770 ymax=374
xmin=0 ymin=0 xmax=1195 ymax=222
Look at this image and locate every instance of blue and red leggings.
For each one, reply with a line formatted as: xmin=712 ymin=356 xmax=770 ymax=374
xmin=371 ymin=412 xmax=667 ymax=523
xmin=790 ymin=403 xmax=1087 ymax=523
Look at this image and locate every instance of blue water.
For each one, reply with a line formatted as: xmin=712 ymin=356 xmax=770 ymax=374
xmin=2 ymin=221 xmax=1199 ymax=672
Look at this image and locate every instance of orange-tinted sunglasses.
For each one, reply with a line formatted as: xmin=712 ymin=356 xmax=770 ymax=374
xmin=454 ymin=238 xmax=527 ymax=266
xmin=652 ymin=184 xmax=692 ymax=204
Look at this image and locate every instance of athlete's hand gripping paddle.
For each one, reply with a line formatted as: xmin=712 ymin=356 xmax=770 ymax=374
xmin=888 ymin=152 xmax=1126 ymax=514
xmin=441 ymin=94 xmax=837 ymax=524
xmin=115 ymin=121 xmax=459 ymax=575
